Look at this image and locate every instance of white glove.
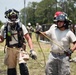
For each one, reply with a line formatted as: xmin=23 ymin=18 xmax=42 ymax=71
xmin=30 ymin=50 xmax=37 ymax=60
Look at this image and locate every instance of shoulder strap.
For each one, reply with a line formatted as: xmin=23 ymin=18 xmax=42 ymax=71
xmin=5 ymin=22 xmax=25 ymax=47
xmin=5 ymin=23 xmax=11 ymax=46
xmin=16 ymin=22 xmax=25 ymax=47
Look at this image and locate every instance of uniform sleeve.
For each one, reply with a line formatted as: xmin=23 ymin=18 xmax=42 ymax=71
xmin=45 ymin=28 xmax=52 ymax=37
xmin=68 ymin=31 xmax=76 ymax=43
xmin=21 ymin=24 xmax=28 ymax=35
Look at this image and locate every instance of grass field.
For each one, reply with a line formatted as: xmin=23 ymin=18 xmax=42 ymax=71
xmin=0 ymin=33 xmax=76 ymax=75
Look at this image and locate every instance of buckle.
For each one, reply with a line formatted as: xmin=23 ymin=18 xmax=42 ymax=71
xmin=8 ymin=46 xmax=16 ymax=48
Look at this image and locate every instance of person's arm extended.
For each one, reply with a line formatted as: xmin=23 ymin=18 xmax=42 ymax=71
xmin=35 ymin=30 xmax=46 ymax=36
xmin=24 ymin=33 xmax=37 ymax=60
xmin=24 ymin=33 xmax=33 ymax=49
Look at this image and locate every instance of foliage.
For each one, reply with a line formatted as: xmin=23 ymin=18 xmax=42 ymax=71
xmin=20 ymin=2 xmax=38 ymax=26
xmin=20 ymin=0 xmax=76 ymax=25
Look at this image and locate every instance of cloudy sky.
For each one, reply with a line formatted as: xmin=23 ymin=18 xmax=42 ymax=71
xmin=0 ymin=0 xmax=41 ymax=22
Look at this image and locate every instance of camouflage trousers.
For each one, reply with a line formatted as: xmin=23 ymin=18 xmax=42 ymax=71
xmin=45 ymin=52 xmax=70 ymax=75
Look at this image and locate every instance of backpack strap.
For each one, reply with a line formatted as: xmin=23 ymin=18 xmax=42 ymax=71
xmin=5 ymin=22 xmax=25 ymax=48
xmin=17 ymin=23 xmax=23 ymax=47
xmin=5 ymin=23 xmax=12 ymax=47
xmin=17 ymin=22 xmax=26 ymax=49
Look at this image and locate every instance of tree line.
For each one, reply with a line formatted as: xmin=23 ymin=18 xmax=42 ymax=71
xmin=20 ymin=0 xmax=76 ymax=26
xmin=0 ymin=0 xmax=76 ymax=27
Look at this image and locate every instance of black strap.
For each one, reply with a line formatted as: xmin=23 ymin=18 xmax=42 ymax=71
xmin=5 ymin=22 xmax=25 ymax=47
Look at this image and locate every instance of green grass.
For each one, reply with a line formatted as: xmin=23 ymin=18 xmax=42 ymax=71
xmin=0 ymin=51 xmax=7 ymax=74
xmin=0 ymin=33 xmax=76 ymax=75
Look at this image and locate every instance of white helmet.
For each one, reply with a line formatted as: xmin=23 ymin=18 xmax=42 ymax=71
xmin=28 ymin=23 xmax=31 ymax=26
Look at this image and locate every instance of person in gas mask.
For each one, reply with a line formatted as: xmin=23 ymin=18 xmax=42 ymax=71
xmin=0 ymin=9 xmax=37 ymax=75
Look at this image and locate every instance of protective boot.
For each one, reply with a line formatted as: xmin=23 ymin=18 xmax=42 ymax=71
xmin=19 ymin=63 xmax=29 ymax=75
xmin=7 ymin=68 xmax=17 ymax=75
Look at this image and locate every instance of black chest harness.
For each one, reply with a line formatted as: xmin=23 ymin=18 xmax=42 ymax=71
xmin=4 ymin=22 xmax=25 ymax=48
